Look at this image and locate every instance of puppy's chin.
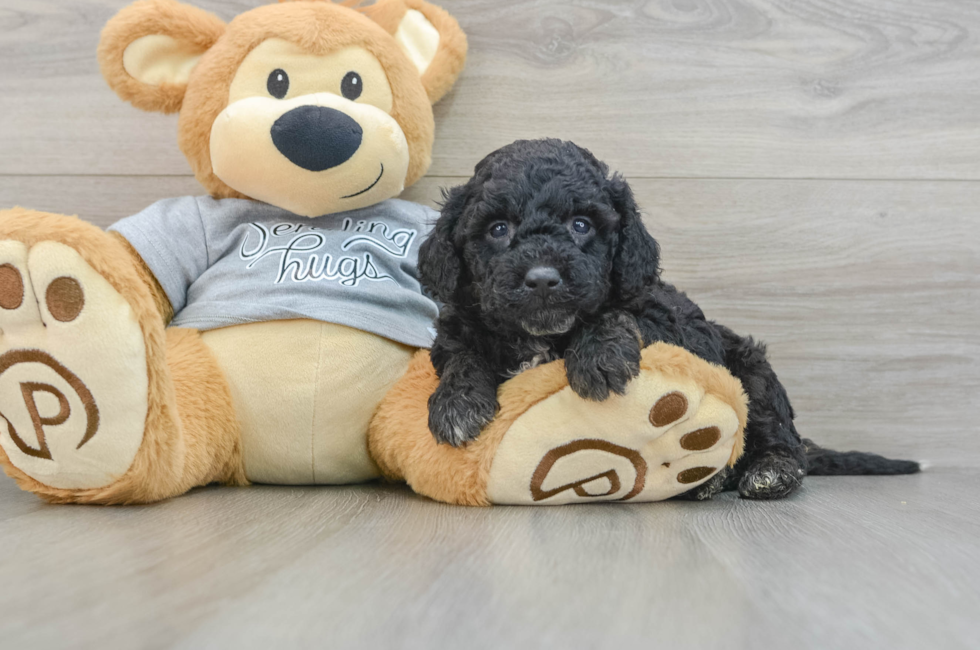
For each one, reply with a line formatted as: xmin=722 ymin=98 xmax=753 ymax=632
xmin=520 ymin=311 xmax=577 ymax=337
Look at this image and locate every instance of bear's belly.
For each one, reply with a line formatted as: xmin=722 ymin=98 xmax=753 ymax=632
xmin=200 ymin=320 xmax=415 ymax=485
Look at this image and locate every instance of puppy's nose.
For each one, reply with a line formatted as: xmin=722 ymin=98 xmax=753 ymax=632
xmin=271 ymin=105 xmax=363 ymax=172
xmin=524 ymin=266 xmax=562 ymax=294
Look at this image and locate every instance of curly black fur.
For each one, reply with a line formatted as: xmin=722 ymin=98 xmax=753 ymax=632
xmin=418 ymin=139 xmax=919 ymax=499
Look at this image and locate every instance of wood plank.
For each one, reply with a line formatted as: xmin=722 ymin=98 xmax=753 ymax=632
xmin=2 ymin=1 xmax=980 ymax=179
xmin=1 ymin=174 xmax=977 ymax=465
xmin=0 ymin=474 xmax=978 ymax=649
xmin=0 ymin=175 xmax=204 ymax=229
xmin=640 ymin=178 xmax=980 ymax=467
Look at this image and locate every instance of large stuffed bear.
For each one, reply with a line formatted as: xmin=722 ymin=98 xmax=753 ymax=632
xmin=0 ymin=0 xmax=747 ymax=506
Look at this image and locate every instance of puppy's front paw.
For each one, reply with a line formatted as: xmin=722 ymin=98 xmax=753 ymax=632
xmin=567 ymin=351 xmax=641 ymax=401
xmin=565 ymin=314 xmax=642 ymax=401
xmin=674 ymin=467 xmax=732 ymax=501
xmin=427 ymin=381 xmax=499 ymax=447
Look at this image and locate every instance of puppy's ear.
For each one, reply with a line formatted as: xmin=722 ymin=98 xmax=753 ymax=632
xmin=418 ymin=184 xmax=467 ymax=302
xmin=608 ymin=174 xmax=661 ymax=302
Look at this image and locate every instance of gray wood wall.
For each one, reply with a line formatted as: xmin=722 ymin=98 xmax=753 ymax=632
xmin=1 ymin=0 xmax=977 ymax=466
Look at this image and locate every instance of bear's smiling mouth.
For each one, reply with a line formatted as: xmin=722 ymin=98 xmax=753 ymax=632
xmin=341 ymin=163 xmax=384 ymax=199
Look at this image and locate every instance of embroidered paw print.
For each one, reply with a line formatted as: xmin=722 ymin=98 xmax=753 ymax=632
xmin=0 ymin=241 xmax=147 ymax=490
xmin=486 ymin=373 xmax=742 ymax=505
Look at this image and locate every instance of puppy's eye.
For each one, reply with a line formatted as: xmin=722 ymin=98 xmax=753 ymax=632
xmin=341 ymin=71 xmax=363 ymax=100
xmin=571 ymin=218 xmax=593 ymax=235
xmin=489 ymin=222 xmax=509 ymax=239
xmin=267 ymin=69 xmax=289 ymax=99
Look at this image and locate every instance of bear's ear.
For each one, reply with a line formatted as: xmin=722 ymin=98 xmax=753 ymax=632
xmin=360 ymin=0 xmax=467 ymax=104
xmin=98 ymin=0 xmax=226 ymax=114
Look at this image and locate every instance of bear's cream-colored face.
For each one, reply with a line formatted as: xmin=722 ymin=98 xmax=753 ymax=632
xmin=211 ymin=38 xmax=410 ymax=217
xmin=98 ymin=0 xmax=468 ymax=218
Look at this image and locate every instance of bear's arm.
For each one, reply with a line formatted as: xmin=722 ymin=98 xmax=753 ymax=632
xmin=109 ymin=231 xmax=174 ymax=324
xmin=108 ymin=196 xmax=211 ymax=319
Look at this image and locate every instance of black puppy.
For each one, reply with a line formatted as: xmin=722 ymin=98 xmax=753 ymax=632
xmin=418 ymin=139 xmax=919 ymax=499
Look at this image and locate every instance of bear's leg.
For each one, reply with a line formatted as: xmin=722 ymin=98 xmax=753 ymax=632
xmin=370 ymin=343 xmax=751 ymax=506
xmin=0 ymin=208 xmax=244 ymax=504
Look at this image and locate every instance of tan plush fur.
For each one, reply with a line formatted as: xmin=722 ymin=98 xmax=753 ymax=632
xmin=294 ymin=0 xmax=469 ymax=103
xmin=357 ymin=0 xmax=468 ymax=102
xmin=0 ymin=208 xmax=244 ymax=504
xmin=369 ymin=342 xmax=748 ymax=506
xmin=403 ymin=0 xmax=468 ymax=103
xmin=637 ymin=342 xmax=749 ymax=467
xmin=355 ymin=0 xmax=407 ymax=36
xmin=164 ymin=327 xmax=247 ymax=492
xmin=110 ymin=232 xmax=174 ymax=324
xmin=1 ymin=0 xmax=468 ymax=505
xmin=98 ymin=0 xmax=226 ymax=114
xmin=98 ymin=0 xmax=467 ymax=200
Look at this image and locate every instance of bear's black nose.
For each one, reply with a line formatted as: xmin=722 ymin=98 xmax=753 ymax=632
xmin=524 ymin=266 xmax=562 ymax=295
xmin=271 ymin=105 xmax=363 ymax=172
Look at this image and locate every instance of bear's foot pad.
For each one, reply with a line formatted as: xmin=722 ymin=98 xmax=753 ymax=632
xmin=486 ymin=366 xmax=742 ymax=505
xmin=0 ymin=241 xmax=147 ymax=489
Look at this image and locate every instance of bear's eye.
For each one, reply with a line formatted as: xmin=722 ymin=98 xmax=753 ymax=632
xmin=571 ymin=217 xmax=593 ymax=235
xmin=489 ymin=222 xmax=509 ymax=239
xmin=267 ymin=69 xmax=289 ymax=99
xmin=341 ymin=71 xmax=363 ymax=100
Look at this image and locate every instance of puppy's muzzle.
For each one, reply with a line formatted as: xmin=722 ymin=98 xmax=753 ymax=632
xmin=524 ymin=266 xmax=562 ymax=296
xmin=271 ymin=105 xmax=363 ymax=172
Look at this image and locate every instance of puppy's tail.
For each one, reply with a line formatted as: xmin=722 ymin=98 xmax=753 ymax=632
xmin=803 ymin=438 xmax=920 ymax=475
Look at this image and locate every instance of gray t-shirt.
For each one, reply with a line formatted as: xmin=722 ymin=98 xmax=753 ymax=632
xmin=110 ymin=196 xmax=438 ymax=348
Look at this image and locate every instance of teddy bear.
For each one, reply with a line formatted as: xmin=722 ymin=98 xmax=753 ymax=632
xmin=0 ymin=0 xmax=748 ymax=506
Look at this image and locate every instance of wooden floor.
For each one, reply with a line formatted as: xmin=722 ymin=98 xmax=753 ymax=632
xmin=2 ymin=473 xmax=979 ymax=649
xmin=0 ymin=0 xmax=978 ymax=648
